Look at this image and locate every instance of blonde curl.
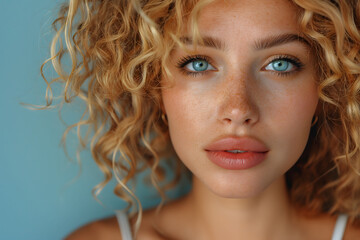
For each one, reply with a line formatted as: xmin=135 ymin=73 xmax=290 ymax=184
xmin=41 ymin=0 xmax=360 ymax=232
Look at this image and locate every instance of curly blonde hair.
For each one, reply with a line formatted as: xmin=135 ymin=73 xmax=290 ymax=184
xmin=42 ymin=0 xmax=360 ymax=229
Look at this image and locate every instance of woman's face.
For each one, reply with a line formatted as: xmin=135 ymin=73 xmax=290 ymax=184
xmin=162 ymin=0 xmax=318 ymax=198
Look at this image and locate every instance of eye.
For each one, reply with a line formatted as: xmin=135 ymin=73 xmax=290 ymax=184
xmin=177 ymin=55 xmax=216 ymax=75
xmin=263 ymin=56 xmax=304 ymax=76
xmin=265 ymin=59 xmax=294 ymax=72
xmin=185 ymin=59 xmax=215 ymax=72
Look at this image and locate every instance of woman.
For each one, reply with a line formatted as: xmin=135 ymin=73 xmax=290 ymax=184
xmin=43 ymin=0 xmax=360 ymax=239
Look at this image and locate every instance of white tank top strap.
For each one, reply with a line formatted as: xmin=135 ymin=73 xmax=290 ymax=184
xmin=115 ymin=210 xmax=134 ymax=240
xmin=331 ymin=214 xmax=348 ymax=240
xmin=114 ymin=211 xmax=348 ymax=240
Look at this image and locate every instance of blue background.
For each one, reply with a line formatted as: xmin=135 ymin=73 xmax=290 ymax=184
xmin=0 ymin=1 xmax=189 ymax=239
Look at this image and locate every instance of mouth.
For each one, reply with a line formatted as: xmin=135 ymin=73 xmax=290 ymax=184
xmin=204 ymin=136 xmax=269 ymax=170
xmin=224 ymin=150 xmax=247 ymax=153
xmin=205 ymin=150 xmax=268 ymax=170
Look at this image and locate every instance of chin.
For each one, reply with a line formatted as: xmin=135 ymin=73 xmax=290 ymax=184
xmin=205 ymin=176 xmax=273 ymax=199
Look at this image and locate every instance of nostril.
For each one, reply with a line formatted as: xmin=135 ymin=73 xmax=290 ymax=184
xmin=219 ymin=103 xmax=259 ymax=125
xmin=222 ymin=116 xmax=254 ymax=125
xmin=223 ymin=117 xmax=232 ymax=123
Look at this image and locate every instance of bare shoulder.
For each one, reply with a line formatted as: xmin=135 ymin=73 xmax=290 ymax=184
xmin=64 ymin=209 xmax=164 ymax=240
xmin=64 ymin=198 xmax=188 ymax=240
xmin=344 ymin=222 xmax=360 ymax=240
xmin=64 ymin=216 xmax=121 ymax=240
xmin=133 ymin=208 xmax=167 ymax=240
xmin=135 ymin=198 xmax=191 ymax=240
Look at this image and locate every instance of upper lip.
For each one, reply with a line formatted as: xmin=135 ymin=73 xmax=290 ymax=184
xmin=204 ymin=136 xmax=269 ymax=152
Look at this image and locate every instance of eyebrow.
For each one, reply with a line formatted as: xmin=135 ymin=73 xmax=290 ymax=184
xmin=254 ymin=33 xmax=310 ymax=50
xmin=180 ymin=33 xmax=310 ymax=51
xmin=180 ymin=36 xmax=227 ymax=51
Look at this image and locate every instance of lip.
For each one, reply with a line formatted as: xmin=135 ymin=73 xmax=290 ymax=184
xmin=204 ymin=136 xmax=269 ymax=170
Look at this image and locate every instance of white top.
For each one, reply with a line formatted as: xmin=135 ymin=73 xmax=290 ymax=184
xmin=115 ymin=210 xmax=134 ymax=240
xmin=331 ymin=214 xmax=349 ymax=240
xmin=115 ymin=211 xmax=348 ymax=240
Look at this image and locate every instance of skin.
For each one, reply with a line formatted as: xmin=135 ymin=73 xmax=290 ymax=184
xmin=163 ymin=0 xmax=318 ymax=200
xmin=65 ymin=0 xmax=360 ymax=239
xmin=160 ymin=0 xmax=319 ymax=239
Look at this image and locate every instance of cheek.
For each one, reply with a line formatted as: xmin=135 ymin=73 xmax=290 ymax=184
xmin=277 ymin=92 xmax=317 ymax=129
xmin=162 ymin=75 xmax=217 ymax=135
xmin=268 ymin=82 xmax=318 ymax=162
xmin=162 ymin=88 xmax=203 ymax=149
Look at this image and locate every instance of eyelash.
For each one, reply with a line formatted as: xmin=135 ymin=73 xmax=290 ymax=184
xmin=176 ymin=54 xmax=305 ymax=77
xmin=264 ymin=55 xmax=305 ymax=77
xmin=176 ymin=55 xmax=215 ymax=76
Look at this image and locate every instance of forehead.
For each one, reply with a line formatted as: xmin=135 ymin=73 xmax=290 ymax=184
xmin=192 ymin=0 xmax=301 ymax=38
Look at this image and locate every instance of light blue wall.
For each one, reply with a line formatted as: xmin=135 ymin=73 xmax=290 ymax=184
xmin=0 ymin=1 xmax=190 ymax=239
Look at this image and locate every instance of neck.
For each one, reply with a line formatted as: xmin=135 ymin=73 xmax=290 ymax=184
xmin=181 ymin=175 xmax=300 ymax=240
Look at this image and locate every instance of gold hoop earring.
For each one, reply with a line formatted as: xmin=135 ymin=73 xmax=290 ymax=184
xmin=311 ymin=116 xmax=318 ymax=127
xmin=161 ymin=113 xmax=168 ymax=125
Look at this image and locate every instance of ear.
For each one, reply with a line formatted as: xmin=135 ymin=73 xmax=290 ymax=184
xmin=159 ymin=94 xmax=167 ymax=115
xmin=313 ymin=99 xmax=323 ymax=124
xmin=159 ymin=93 xmax=166 ymax=115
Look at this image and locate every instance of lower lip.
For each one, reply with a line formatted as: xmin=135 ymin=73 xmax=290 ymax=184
xmin=206 ymin=151 xmax=267 ymax=170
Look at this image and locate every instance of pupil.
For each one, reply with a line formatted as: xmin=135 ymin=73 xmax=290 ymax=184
xmin=193 ymin=60 xmax=208 ymax=71
xmin=273 ymin=60 xmax=288 ymax=71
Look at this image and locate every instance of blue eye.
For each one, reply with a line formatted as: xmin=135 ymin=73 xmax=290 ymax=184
xmin=191 ymin=60 xmax=209 ymax=71
xmin=265 ymin=57 xmax=304 ymax=74
xmin=185 ymin=59 xmax=215 ymax=72
xmin=265 ymin=59 xmax=294 ymax=72
xmin=177 ymin=55 xmax=216 ymax=75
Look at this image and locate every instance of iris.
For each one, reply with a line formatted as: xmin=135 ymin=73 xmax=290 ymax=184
xmin=192 ymin=60 xmax=209 ymax=71
xmin=271 ymin=60 xmax=289 ymax=71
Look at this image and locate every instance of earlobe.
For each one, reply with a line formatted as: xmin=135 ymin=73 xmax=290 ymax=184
xmin=311 ymin=115 xmax=318 ymax=127
xmin=160 ymin=99 xmax=166 ymax=115
xmin=160 ymin=100 xmax=168 ymax=125
xmin=161 ymin=112 xmax=168 ymax=125
xmin=311 ymin=101 xmax=321 ymax=127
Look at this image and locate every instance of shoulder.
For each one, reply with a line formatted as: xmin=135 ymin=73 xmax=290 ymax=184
xmin=295 ymin=209 xmax=360 ymax=240
xmin=64 ymin=216 xmax=121 ymax=240
xmin=63 ymin=210 xmax=163 ymax=240
xmin=64 ymin=198 xmax=188 ymax=240
xmin=344 ymin=221 xmax=360 ymax=240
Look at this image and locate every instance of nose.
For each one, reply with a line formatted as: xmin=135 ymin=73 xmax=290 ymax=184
xmin=217 ymin=75 xmax=259 ymax=126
